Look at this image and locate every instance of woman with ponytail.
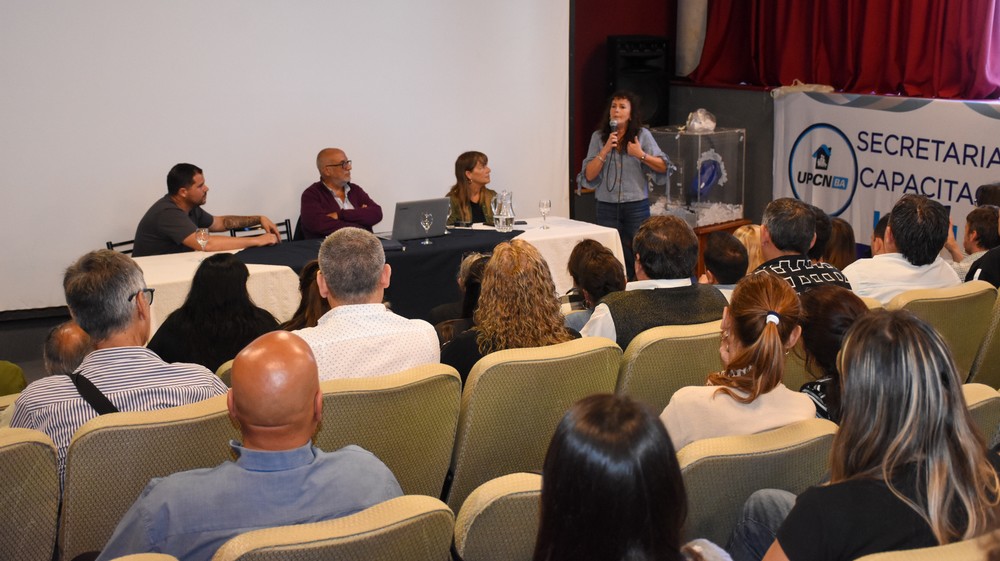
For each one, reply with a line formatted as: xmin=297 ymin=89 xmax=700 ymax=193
xmin=660 ymin=271 xmax=815 ymax=450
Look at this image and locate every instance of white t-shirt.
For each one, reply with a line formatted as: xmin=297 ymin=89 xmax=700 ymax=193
xmin=842 ymin=253 xmax=960 ymax=304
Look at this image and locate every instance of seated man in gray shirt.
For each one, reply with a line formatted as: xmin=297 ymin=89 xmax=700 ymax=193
xmin=96 ymin=331 xmax=403 ymax=561
xmin=132 ymin=163 xmax=282 ymax=257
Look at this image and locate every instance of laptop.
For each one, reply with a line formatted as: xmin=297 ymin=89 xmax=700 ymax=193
xmin=385 ymin=197 xmax=451 ymax=241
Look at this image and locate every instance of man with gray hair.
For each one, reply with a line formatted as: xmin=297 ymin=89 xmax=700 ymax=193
xmin=756 ymin=197 xmax=851 ymax=293
xmin=10 ymin=250 xmax=228 ymax=482
xmin=293 ymin=228 xmax=438 ymax=380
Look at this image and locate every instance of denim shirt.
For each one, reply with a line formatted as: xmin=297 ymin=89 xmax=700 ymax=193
xmin=578 ymin=128 xmax=669 ymax=203
xmin=96 ymin=441 xmax=403 ymax=561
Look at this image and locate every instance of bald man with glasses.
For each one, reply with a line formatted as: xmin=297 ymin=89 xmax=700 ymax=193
xmin=299 ymin=148 xmax=383 ymax=239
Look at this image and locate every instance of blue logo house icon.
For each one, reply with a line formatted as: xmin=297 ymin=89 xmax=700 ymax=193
xmin=812 ymin=145 xmax=832 ymax=170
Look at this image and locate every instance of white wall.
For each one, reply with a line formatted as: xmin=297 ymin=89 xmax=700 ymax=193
xmin=0 ymin=1 xmax=569 ymax=311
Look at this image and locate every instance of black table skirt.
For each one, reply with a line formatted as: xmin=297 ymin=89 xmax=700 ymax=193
xmin=235 ymin=229 xmax=519 ymax=321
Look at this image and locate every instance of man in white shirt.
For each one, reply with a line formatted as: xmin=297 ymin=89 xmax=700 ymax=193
xmin=943 ymin=205 xmax=999 ymax=280
xmin=294 ymin=228 xmax=439 ymax=380
xmin=843 ymin=194 xmax=960 ymax=304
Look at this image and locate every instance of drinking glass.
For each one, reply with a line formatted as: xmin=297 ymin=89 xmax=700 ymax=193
xmin=538 ymin=199 xmax=552 ymax=229
xmin=195 ymin=228 xmax=210 ymax=251
xmin=420 ymin=212 xmax=434 ymax=245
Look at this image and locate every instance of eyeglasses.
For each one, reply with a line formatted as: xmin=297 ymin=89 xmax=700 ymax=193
xmin=128 ymin=287 xmax=155 ymax=305
xmin=326 ymin=160 xmax=352 ymax=169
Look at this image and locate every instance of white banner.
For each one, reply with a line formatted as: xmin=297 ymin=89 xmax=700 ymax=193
xmin=773 ymin=92 xmax=1000 ymax=243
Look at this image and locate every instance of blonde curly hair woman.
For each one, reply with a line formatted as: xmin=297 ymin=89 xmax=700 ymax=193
xmin=441 ymin=239 xmax=577 ymax=382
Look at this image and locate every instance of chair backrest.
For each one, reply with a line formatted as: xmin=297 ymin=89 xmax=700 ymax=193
xmin=106 ymin=239 xmax=135 ymax=254
xmin=230 ymin=218 xmax=293 ymax=243
xmin=0 ymin=428 xmax=60 ymax=561
xmin=0 ymin=392 xmax=19 ymax=411
xmin=970 ymin=291 xmax=1000 ymax=388
xmin=616 ymin=321 xmax=721 ymax=412
xmin=59 ymin=395 xmax=238 ymax=561
xmin=315 ymin=364 xmax=461 ymax=497
xmin=445 ymin=337 xmax=621 ymax=510
xmin=854 ymin=535 xmax=989 ymax=561
xmin=782 ymin=343 xmax=814 ymax=393
xmin=859 ymin=295 xmax=883 ymax=310
xmin=678 ymin=418 xmax=837 ymax=545
xmin=964 ymin=383 xmax=1000 ymax=449
xmin=454 ymin=472 xmax=541 ymax=561
xmin=886 ymin=280 xmax=997 ymax=377
xmin=0 ymin=360 xmax=27 ymax=396
xmin=211 ymin=495 xmax=455 ymax=561
xmin=216 ymin=359 xmax=234 ymax=387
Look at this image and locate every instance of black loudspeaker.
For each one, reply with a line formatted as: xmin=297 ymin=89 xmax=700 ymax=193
xmin=607 ymin=35 xmax=672 ymax=127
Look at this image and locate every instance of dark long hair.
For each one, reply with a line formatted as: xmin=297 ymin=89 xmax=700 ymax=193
xmin=533 ymin=394 xmax=686 ymax=561
xmin=596 ymin=90 xmax=643 ymax=150
xmin=798 ymin=285 xmax=869 ymax=422
xmin=281 ymin=260 xmax=330 ymax=330
xmin=149 ymin=253 xmax=277 ymax=371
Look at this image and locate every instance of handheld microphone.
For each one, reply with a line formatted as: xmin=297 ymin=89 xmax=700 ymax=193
xmin=609 ymin=119 xmax=618 ymax=132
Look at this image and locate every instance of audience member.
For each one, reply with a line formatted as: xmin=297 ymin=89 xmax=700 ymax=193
xmin=294 ymin=228 xmax=438 ymax=380
xmin=435 ymin=253 xmax=489 ymax=345
xmin=43 ymin=320 xmax=93 ymax=377
xmin=699 ymin=231 xmax=748 ymax=302
xmin=441 ymin=240 xmax=577 ymax=383
xmin=582 ymin=216 xmax=727 ymax=349
xmin=533 ymin=394 xmax=732 ymax=561
xmin=869 ymin=213 xmax=890 ymax=256
xmin=564 ymin=240 xmax=626 ymax=331
xmin=146 ymin=253 xmax=279 ymax=372
xmin=429 ymin=251 xmax=488 ymax=326
xmin=560 ymin=240 xmax=605 ymax=315
xmin=796 ymin=285 xmax=870 ymax=422
xmin=843 ymin=195 xmax=960 ymax=303
xmin=132 ymin=163 xmax=281 ymax=257
xmin=805 ymin=204 xmax=831 ymax=263
xmin=977 ymin=182 xmax=1000 ymax=207
xmin=820 ymin=217 xmax=857 ymax=271
xmin=11 ymin=250 xmax=227 ymax=481
xmin=734 ymin=224 xmax=764 ymax=274
xmin=730 ymin=310 xmax=1000 ymax=561
xmin=755 ymin=198 xmax=851 ymax=293
xmin=660 ymin=272 xmax=814 ymax=451
xmin=280 ymin=260 xmax=330 ymax=331
xmin=959 ymin=205 xmax=1000 ymax=283
xmin=96 ymin=331 xmax=403 ymax=561
xmin=300 ymin=148 xmax=383 ymax=239
xmin=446 ymin=151 xmax=497 ymax=226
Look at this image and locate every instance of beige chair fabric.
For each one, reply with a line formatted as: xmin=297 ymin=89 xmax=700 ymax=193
xmin=964 ymin=383 xmax=1000 ymax=449
xmin=0 ymin=360 xmax=27 ymax=396
xmin=211 ymin=495 xmax=455 ymax=561
xmin=886 ymin=280 xmax=997 ymax=378
xmin=859 ymin=295 xmax=884 ymax=310
xmin=0 ymin=392 xmax=19 ymax=411
xmin=970 ymin=292 xmax=1000 ymax=388
xmin=678 ymin=418 xmax=837 ymax=545
xmin=854 ymin=534 xmax=989 ymax=560
xmin=616 ymin=321 xmax=721 ymax=412
xmin=59 ymin=395 xmax=238 ymax=561
xmin=454 ymin=472 xmax=542 ymax=561
xmin=445 ymin=337 xmax=622 ymax=510
xmin=314 ymin=364 xmax=461 ymax=496
xmin=216 ymin=359 xmax=234 ymax=387
xmin=783 ymin=343 xmax=814 ymax=393
xmin=0 ymin=428 xmax=60 ymax=561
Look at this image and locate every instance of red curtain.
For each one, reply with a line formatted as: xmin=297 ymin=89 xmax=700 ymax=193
xmin=689 ymin=0 xmax=1000 ymax=99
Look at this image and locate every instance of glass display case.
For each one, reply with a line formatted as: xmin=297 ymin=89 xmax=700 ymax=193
xmin=649 ymin=126 xmax=746 ymax=228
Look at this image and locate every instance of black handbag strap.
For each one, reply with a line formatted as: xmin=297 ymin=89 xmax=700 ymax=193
xmin=70 ymin=372 xmax=119 ymax=415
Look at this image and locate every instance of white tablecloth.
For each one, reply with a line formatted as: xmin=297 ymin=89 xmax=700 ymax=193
xmin=510 ymin=217 xmax=625 ymax=294
xmin=133 ymin=251 xmax=301 ymax=335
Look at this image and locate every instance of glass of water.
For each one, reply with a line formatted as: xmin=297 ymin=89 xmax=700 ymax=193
xmin=195 ymin=228 xmax=210 ymax=251
xmin=420 ymin=212 xmax=434 ymax=245
xmin=538 ymin=199 xmax=552 ymax=229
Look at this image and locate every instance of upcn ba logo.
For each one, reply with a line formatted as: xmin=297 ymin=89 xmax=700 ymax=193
xmin=788 ymin=123 xmax=858 ymax=216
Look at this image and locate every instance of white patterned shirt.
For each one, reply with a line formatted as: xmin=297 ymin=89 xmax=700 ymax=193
xmin=10 ymin=346 xmax=228 ymax=482
xmin=294 ymin=304 xmax=439 ymax=381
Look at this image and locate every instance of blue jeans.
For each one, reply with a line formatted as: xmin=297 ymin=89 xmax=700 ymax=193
xmin=596 ymin=199 xmax=649 ymax=280
xmin=727 ymin=489 xmax=796 ymax=561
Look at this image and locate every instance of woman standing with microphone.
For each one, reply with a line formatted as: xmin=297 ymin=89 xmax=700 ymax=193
xmin=578 ymin=90 xmax=670 ymax=279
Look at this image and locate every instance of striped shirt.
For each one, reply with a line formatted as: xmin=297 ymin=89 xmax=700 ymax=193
xmin=10 ymin=346 xmax=228 ymax=482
